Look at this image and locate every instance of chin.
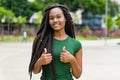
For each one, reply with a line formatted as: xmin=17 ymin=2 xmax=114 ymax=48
xmin=53 ymin=28 xmax=61 ymax=31
xmin=53 ymin=29 xmax=61 ymax=31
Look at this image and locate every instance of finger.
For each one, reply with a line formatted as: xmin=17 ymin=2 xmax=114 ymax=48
xmin=46 ymin=58 xmax=52 ymax=64
xmin=63 ymin=46 xmax=66 ymax=52
xmin=63 ymin=46 xmax=68 ymax=53
xmin=60 ymin=57 xmax=63 ymax=62
xmin=60 ymin=56 xmax=62 ymax=60
xmin=60 ymin=55 xmax=64 ymax=61
xmin=60 ymin=52 xmax=63 ymax=56
xmin=43 ymin=48 xmax=47 ymax=54
xmin=49 ymin=57 xmax=52 ymax=61
xmin=46 ymin=53 xmax=52 ymax=59
xmin=46 ymin=53 xmax=52 ymax=56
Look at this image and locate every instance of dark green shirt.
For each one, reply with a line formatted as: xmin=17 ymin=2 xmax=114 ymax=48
xmin=41 ymin=36 xmax=82 ymax=80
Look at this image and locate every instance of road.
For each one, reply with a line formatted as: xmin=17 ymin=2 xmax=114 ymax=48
xmin=0 ymin=39 xmax=120 ymax=80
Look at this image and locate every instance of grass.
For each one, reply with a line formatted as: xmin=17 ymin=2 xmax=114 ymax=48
xmin=1 ymin=35 xmax=119 ymax=42
xmin=0 ymin=35 xmax=99 ymax=42
xmin=118 ymin=42 xmax=120 ymax=45
xmin=76 ymin=35 xmax=98 ymax=40
xmin=0 ymin=35 xmax=35 ymax=42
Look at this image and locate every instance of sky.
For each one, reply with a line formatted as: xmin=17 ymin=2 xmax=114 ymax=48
xmin=113 ymin=0 xmax=120 ymax=4
xmin=28 ymin=0 xmax=34 ymax=2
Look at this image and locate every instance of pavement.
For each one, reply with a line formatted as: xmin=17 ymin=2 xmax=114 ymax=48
xmin=0 ymin=38 xmax=120 ymax=80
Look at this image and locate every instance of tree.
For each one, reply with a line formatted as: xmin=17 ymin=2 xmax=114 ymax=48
xmin=0 ymin=7 xmax=6 ymax=23
xmin=13 ymin=16 xmax=27 ymax=29
xmin=0 ymin=7 xmax=15 ymax=33
xmin=33 ymin=11 xmax=43 ymax=26
xmin=0 ymin=0 xmax=119 ymax=21
xmin=108 ymin=0 xmax=120 ymax=17
xmin=4 ymin=10 xmax=15 ymax=34
xmin=0 ymin=0 xmax=40 ymax=20
xmin=115 ymin=15 xmax=120 ymax=29
xmin=0 ymin=7 xmax=6 ymax=40
xmin=103 ymin=16 xmax=114 ymax=30
xmin=107 ymin=16 xmax=114 ymax=30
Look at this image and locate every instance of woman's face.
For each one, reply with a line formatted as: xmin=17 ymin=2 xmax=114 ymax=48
xmin=49 ymin=7 xmax=66 ymax=31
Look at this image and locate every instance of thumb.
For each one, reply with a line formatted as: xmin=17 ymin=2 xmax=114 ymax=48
xmin=63 ymin=46 xmax=67 ymax=52
xmin=43 ymin=48 xmax=47 ymax=54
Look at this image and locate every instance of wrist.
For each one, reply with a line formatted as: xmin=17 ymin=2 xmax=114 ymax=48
xmin=70 ymin=56 xmax=76 ymax=64
xmin=37 ymin=58 xmax=43 ymax=66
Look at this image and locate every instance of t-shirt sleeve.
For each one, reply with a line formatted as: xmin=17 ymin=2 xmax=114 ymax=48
xmin=74 ymin=40 xmax=82 ymax=53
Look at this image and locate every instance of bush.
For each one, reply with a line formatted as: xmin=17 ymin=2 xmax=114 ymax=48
xmin=12 ymin=29 xmax=20 ymax=36
xmin=93 ymin=29 xmax=105 ymax=38
xmin=110 ymin=30 xmax=120 ymax=38
xmin=81 ymin=25 xmax=92 ymax=37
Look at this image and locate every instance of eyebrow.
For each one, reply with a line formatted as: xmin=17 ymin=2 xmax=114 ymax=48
xmin=49 ymin=13 xmax=62 ymax=17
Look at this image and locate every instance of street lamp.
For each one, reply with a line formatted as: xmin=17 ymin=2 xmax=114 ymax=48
xmin=1 ymin=18 xmax=5 ymax=40
xmin=105 ymin=0 xmax=108 ymax=46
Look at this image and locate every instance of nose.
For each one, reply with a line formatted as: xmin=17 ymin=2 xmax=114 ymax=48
xmin=53 ymin=18 xmax=58 ymax=22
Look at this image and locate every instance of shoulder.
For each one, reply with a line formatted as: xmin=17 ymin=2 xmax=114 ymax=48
xmin=68 ymin=36 xmax=82 ymax=51
xmin=69 ymin=37 xmax=82 ymax=46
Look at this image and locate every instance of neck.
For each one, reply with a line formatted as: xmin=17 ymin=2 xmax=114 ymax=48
xmin=54 ymin=30 xmax=68 ymax=40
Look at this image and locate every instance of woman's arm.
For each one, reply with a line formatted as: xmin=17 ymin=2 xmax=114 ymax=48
xmin=70 ymin=49 xmax=82 ymax=78
xmin=60 ymin=47 xmax=82 ymax=78
xmin=33 ymin=57 xmax=43 ymax=74
xmin=33 ymin=48 xmax=52 ymax=74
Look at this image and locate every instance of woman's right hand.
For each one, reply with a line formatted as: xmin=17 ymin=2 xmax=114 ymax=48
xmin=33 ymin=48 xmax=52 ymax=74
xmin=38 ymin=48 xmax=52 ymax=65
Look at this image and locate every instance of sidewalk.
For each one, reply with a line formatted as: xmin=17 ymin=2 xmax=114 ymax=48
xmin=0 ymin=39 xmax=120 ymax=80
xmin=1 ymin=38 xmax=119 ymax=46
xmin=81 ymin=38 xmax=120 ymax=47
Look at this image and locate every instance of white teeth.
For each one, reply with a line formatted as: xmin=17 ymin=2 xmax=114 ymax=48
xmin=54 ymin=24 xmax=59 ymax=26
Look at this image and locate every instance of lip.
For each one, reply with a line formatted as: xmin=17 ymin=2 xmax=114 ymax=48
xmin=53 ymin=24 xmax=60 ymax=27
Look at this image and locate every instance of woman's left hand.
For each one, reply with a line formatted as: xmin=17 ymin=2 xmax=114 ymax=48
xmin=60 ymin=46 xmax=74 ymax=63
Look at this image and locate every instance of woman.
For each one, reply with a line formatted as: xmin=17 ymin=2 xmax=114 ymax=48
xmin=29 ymin=3 xmax=82 ymax=80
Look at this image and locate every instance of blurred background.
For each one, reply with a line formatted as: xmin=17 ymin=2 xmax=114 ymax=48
xmin=0 ymin=0 xmax=120 ymax=80
xmin=0 ymin=0 xmax=120 ymax=41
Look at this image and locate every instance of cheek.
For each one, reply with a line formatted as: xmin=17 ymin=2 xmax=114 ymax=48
xmin=61 ymin=19 xmax=66 ymax=26
xmin=49 ymin=20 xmax=52 ymax=26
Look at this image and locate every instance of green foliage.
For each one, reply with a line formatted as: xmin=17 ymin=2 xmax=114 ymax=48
xmin=80 ymin=0 xmax=106 ymax=15
xmin=0 ymin=0 xmax=119 ymax=20
xmin=103 ymin=16 xmax=114 ymax=30
xmin=33 ymin=11 xmax=43 ymax=26
xmin=16 ymin=16 xmax=26 ymax=26
xmin=81 ymin=25 xmax=92 ymax=37
xmin=4 ymin=10 xmax=15 ymax=24
xmin=76 ymin=35 xmax=98 ymax=40
xmin=84 ymin=25 xmax=91 ymax=30
xmin=115 ymin=15 xmax=120 ymax=29
xmin=0 ymin=7 xmax=15 ymax=24
xmin=108 ymin=0 xmax=120 ymax=17
xmin=0 ymin=35 xmax=34 ymax=42
xmin=0 ymin=7 xmax=6 ymax=22
xmin=118 ymin=42 xmax=120 ymax=45
xmin=0 ymin=0 xmax=40 ymax=20
xmin=81 ymin=0 xmax=119 ymax=17
xmin=107 ymin=16 xmax=114 ymax=30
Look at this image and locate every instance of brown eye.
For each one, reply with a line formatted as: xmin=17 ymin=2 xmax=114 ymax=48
xmin=49 ymin=17 xmax=54 ymax=20
xmin=57 ymin=15 xmax=61 ymax=19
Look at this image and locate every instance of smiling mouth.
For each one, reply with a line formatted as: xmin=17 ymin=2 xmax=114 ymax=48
xmin=54 ymin=24 xmax=59 ymax=27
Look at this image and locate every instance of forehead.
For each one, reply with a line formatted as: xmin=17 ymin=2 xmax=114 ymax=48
xmin=49 ymin=7 xmax=64 ymax=16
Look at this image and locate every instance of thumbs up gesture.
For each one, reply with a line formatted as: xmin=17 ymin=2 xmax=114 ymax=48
xmin=39 ymin=48 xmax=52 ymax=65
xmin=60 ymin=46 xmax=74 ymax=63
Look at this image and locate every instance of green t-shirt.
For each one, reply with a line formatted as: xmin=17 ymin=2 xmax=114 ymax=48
xmin=41 ymin=36 xmax=82 ymax=80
